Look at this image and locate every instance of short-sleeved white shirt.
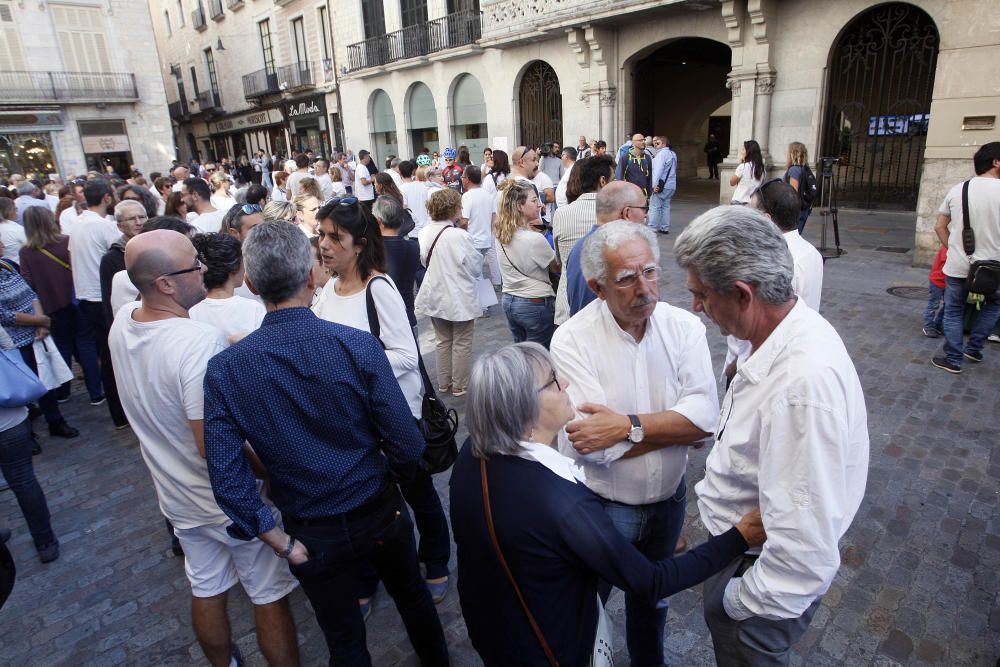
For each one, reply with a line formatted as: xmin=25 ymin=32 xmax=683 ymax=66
xmin=190 ymin=209 xmax=226 ymax=234
xmin=355 ymin=163 xmax=375 ymax=201
xmin=496 ymin=228 xmax=555 ymax=298
xmin=732 ymin=162 xmax=764 ymax=204
xmin=401 ymin=180 xmax=431 ymax=237
xmin=461 ymin=187 xmax=495 ymax=250
xmin=68 ymin=210 xmax=119 ymax=302
xmin=0 ymin=220 xmax=27 ymax=262
xmin=939 ymin=176 xmax=1000 ymax=278
xmin=109 ymin=303 xmax=230 ymax=529
xmin=189 ymin=295 xmax=266 ymax=340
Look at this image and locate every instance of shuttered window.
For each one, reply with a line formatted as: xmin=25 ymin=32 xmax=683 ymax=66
xmin=0 ymin=3 xmax=26 ymax=71
xmin=50 ymin=4 xmax=111 ymax=72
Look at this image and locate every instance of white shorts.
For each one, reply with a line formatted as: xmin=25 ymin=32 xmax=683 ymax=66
xmin=173 ymin=509 xmax=298 ymax=605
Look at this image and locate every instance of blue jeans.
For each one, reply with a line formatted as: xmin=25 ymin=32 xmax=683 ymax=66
xmin=923 ymin=282 xmax=945 ymax=332
xmin=942 ymin=275 xmax=1000 ymax=366
xmin=78 ymin=300 xmax=127 ymax=425
xmin=501 ymin=294 xmax=556 ymax=349
xmin=284 ymin=488 xmax=448 ymax=666
xmin=48 ymin=303 xmax=101 ymax=400
xmin=648 ymin=188 xmax=675 ymax=232
xmin=0 ymin=419 xmax=55 ymax=549
xmin=359 ymin=470 xmax=451 ymax=598
xmin=600 ymin=478 xmax=687 ymax=667
xmin=797 ymin=208 xmax=811 ymax=234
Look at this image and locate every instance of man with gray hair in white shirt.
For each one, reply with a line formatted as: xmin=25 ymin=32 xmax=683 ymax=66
xmin=551 ymin=220 xmax=719 ymax=666
xmin=674 ymin=205 xmax=869 ymax=666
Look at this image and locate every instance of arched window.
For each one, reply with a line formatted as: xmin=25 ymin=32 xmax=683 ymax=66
xmin=518 ymin=61 xmax=562 ymax=150
xmin=370 ymin=89 xmax=398 ymax=165
xmin=451 ymin=74 xmax=488 ymax=160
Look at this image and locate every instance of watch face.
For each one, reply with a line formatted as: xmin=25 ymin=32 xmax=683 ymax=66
xmin=631 ymin=426 xmax=645 ymax=443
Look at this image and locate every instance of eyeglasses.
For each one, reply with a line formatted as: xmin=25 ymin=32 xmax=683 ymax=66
xmin=321 ymin=195 xmax=359 ymax=208
xmin=121 ymin=214 xmax=147 ymax=224
xmin=612 ymin=265 xmax=658 ymax=289
xmin=536 ymin=369 xmax=560 ymax=393
xmin=158 ymin=255 xmax=205 ymax=280
xmin=240 ymin=203 xmax=263 ymax=215
xmin=625 ymin=204 xmax=650 ymax=212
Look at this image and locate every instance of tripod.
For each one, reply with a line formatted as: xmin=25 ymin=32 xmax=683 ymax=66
xmin=817 ymin=157 xmax=845 ymax=261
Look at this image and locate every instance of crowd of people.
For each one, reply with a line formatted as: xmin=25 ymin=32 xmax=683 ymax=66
xmin=0 ymin=136 xmax=998 ymax=667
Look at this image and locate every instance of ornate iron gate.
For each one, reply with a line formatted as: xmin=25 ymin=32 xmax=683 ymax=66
xmin=821 ymin=4 xmax=938 ymax=209
xmin=519 ymin=61 xmax=563 ymax=150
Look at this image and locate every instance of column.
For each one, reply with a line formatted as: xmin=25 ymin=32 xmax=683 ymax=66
xmin=753 ymin=73 xmax=776 ymax=165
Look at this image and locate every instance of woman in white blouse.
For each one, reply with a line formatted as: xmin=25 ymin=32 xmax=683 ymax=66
xmin=729 ymin=140 xmax=766 ymax=205
xmin=311 ymin=196 xmax=452 ymax=607
xmin=495 ymin=180 xmax=559 ymax=348
xmin=189 ymin=232 xmax=266 ymax=343
xmin=414 ymin=188 xmax=482 ymax=396
xmin=209 ymin=171 xmax=237 ymax=210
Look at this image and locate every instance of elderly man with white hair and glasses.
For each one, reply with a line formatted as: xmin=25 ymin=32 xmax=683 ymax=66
xmin=674 ymin=206 xmax=869 ymax=666
xmin=550 ymin=220 xmax=719 ymax=667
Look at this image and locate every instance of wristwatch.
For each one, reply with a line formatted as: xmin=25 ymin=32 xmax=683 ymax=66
xmin=626 ymin=414 xmax=644 ymax=444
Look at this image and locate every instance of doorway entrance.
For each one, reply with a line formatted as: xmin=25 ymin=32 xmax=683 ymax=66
xmin=518 ymin=61 xmax=562 ymax=150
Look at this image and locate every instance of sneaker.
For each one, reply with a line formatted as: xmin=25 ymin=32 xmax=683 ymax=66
xmin=38 ymin=540 xmax=59 ymax=563
xmin=48 ymin=420 xmax=80 ymax=439
xmin=427 ymin=577 xmax=449 ymax=604
xmin=988 ymin=333 xmax=1000 ymax=344
xmin=114 ymin=421 xmax=131 ymax=431
xmin=963 ymin=350 xmax=983 ymax=363
xmin=437 ymin=385 xmax=451 ymax=394
xmin=931 ymin=356 xmax=962 ymax=374
xmin=921 ymin=327 xmax=939 ymax=338
xmin=230 ymin=643 xmax=245 ymax=667
xmin=89 ymin=395 xmax=106 ymax=406
xmin=359 ymin=598 xmax=372 ymax=622
xmin=452 ymin=387 xmax=467 ymax=397
xmin=0 ymin=527 xmax=10 ymax=544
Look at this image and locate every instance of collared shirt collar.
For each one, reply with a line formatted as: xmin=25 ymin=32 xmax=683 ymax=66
xmin=260 ymin=306 xmax=316 ymax=327
xmin=737 ymin=299 xmax=806 ymax=384
xmin=597 ymin=299 xmax=649 ymax=346
xmin=516 ymin=440 xmax=586 ymax=484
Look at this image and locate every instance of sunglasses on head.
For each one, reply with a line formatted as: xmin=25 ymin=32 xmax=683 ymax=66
xmin=322 ymin=195 xmax=359 ymax=208
xmin=240 ymin=203 xmax=263 ymax=215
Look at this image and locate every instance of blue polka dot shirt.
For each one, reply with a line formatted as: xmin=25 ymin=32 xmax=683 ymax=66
xmin=204 ymin=307 xmax=426 ymax=540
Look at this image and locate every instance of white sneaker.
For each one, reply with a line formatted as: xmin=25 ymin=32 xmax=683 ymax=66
xmin=988 ymin=333 xmax=1000 ymax=344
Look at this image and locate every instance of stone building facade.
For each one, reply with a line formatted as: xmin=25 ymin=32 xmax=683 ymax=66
xmin=149 ymin=0 xmax=343 ymax=165
xmin=331 ymin=0 xmax=1000 ymax=265
xmin=0 ymin=0 xmax=174 ymax=178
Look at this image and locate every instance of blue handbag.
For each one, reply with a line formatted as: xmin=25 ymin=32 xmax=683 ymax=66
xmin=0 ymin=346 xmax=48 ymax=408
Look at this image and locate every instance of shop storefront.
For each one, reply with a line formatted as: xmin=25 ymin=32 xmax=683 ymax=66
xmin=284 ymin=94 xmax=329 ymax=157
xmin=78 ymin=119 xmax=133 ymax=177
xmin=0 ymin=110 xmax=63 ymax=180
xmin=208 ymin=107 xmax=286 ymax=160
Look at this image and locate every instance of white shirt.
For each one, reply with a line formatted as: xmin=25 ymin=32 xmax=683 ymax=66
xmin=556 ymin=162 xmax=574 ymax=208
xmin=189 ymin=209 xmax=226 ymax=234
xmin=312 ymin=275 xmax=423 ymax=418
xmin=414 ymin=222 xmax=482 ymax=322
xmin=939 ymin=176 xmax=1000 ymax=278
xmin=732 ymin=162 xmax=764 ymax=204
xmin=496 ymin=228 xmax=555 ymax=298
xmin=461 ymin=187 xmax=495 ymax=250
xmin=354 ymin=163 xmax=375 ymax=201
xmin=234 ymin=280 xmax=263 ymax=304
xmin=698 ymin=301 xmax=869 ymax=621
xmin=401 ymin=180 xmax=431 ymax=238
xmin=45 ymin=193 xmax=59 ymax=212
xmin=210 ymin=194 xmax=237 ymax=212
xmin=552 ymin=193 xmax=597 ymax=325
xmin=69 ymin=210 xmax=119 ymax=302
xmin=59 ymin=206 xmax=79 ymax=235
xmin=551 ymin=300 xmax=719 ymax=505
xmin=0 ymin=220 xmax=27 ymax=262
xmin=110 ymin=270 xmax=139 ymax=315
xmin=189 ymin=295 xmax=266 ymax=340
xmin=387 ymin=168 xmax=404 ymax=191
xmin=314 ymin=173 xmax=335 ymax=201
xmin=109 ymin=302 xmax=231 ymax=529
xmin=482 ymin=171 xmax=506 ymax=201
xmin=515 ymin=441 xmax=586 ymax=485
xmin=286 ymin=171 xmax=310 ymax=199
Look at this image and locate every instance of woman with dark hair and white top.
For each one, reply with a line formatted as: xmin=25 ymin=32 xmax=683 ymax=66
xmin=189 ymin=233 xmax=265 ymax=343
xmin=311 ymin=196 xmax=452 ymax=610
xmin=729 ymin=139 xmax=766 ymax=205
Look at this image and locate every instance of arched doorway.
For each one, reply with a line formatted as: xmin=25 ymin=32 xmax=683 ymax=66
xmin=370 ymin=89 xmax=398 ymax=165
xmin=631 ymin=38 xmax=732 ymax=178
xmin=518 ymin=61 xmax=562 ymax=150
xmin=407 ymin=82 xmax=439 ymax=157
xmin=451 ymin=74 xmax=489 ymax=160
xmin=821 ymin=3 xmax=939 ymax=209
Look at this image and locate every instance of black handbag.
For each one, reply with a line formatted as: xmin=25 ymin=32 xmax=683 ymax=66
xmin=365 ymin=276 xmax=459 ymax=474
xmin=959 ymin=180 xmax=1000 ymax=298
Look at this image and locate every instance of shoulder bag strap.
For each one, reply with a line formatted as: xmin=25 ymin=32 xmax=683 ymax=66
xmin=480 ymin=458 xmax=560 ymax=667
xmin=39 ymin=248 xmax=71 ymax=271
xmin=498 ymin=239 xmax=534 ymax=282
xmin=364 ymin=275 xmax=393 ymax=347
xmin=961 ymin=180 xmax=975 ymax=257
xmin=425 ymin=225 xmax=450 ymax=267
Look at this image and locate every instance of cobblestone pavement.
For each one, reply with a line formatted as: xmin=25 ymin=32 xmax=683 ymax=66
xmin=1 ymin=180 xmax=998 ymax=666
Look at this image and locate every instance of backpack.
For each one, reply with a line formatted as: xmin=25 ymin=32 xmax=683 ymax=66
xmin=797 ymin=164 xmax=818 ymax=210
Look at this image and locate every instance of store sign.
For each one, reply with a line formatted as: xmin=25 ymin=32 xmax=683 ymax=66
xmin=0 ymin=112 xmax=63 ymax=129
xmin=285 ymin=95 xmax=326 ymax=121
xmin=209 ymin=108 xmax=284 ymax=135
xmin=81 ymin=135 xmax=131 ymax=153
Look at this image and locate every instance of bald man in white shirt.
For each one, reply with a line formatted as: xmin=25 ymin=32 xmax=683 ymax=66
xmin=674 ymin=206 xmax=868 ymax=667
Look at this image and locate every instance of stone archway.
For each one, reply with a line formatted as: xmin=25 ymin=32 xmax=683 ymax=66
xmin=407 ymin=82 xmax=440 ymax=157
xmin=518 ymin=61 xmax=563 ymax=150
xmin=369 ymin=89 xmax=398 ymax=165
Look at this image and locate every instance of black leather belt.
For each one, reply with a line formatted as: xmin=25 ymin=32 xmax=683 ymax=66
xmin=733 ymin=554 xmax=759 ymax=578
xmin=285 ymin=484 xmax=396 ymax=527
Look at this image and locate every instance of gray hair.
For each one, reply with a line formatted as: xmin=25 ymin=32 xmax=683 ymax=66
xmin=580 ymin=220 xmax=660 ymax=285
xmin=372 ymin=195 xmax=405 ymax=229
xmin=673 ymin=205 xmax=794 ymax=304
xmin=114 ymin=199 xmax=145 ymax=221
xmin=467 ymin=342 xmax=551 ymax=459
xmin=242 ymin=221 xmax=313 ymax=304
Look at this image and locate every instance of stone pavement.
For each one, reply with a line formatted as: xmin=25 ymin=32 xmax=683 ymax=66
xmin=1 ymin=179 xmax=998 ymax=666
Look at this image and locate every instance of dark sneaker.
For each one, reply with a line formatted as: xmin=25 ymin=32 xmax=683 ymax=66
xmin=921 ymin=327 xmax=939 ymax=338
xmin=89 ymin=395 xmax=106 ymax=406
xmin=171 ymin=535 xmax=184 ymax=557
xmin=38 ymin=540 xmax=59 ymax=563
xmin=427 ymin=578 xmax=449 ymax=603
xmin=963 ymin=350 xmax=983 ymax=363
xmin=48 ymin=420 xmax=80 ymax=439
xmin=931 ymin=356 xmax=962 ymax=374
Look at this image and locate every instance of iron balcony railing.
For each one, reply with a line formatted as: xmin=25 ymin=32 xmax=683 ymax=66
xmin=242 ymin=62 xmax=314 ymax=100
xmin=208 ymin=0 xmax=224 ymax=21
xmin=346 ymin=9 xmax=482 ymax=72
xmin=0 ymin=71 xmax=138 ymax=102
xmin=192 ymin=5 xmax=207 ymax=30
xmin=195 ymin=90 xmax=223 ymax=113
xmin=168 ymin=100 xmax=190 ymax=121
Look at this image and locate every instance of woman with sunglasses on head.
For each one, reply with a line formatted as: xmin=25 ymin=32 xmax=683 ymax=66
xmin=730 ymin=140 xmax=766 ymax=205
xmin=311 ymin=196 xmax=452 ymax=609
xmin=449 ymin=342 xmax=766 ymax=666
xmin=189 ymin=233 xmax=266 ymax=343
xmin=495 ymin=180 xmax=559 ymax=348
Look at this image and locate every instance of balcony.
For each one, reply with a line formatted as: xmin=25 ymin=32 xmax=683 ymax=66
xmin=225 ymin=0 xmax=244 ymax=9
xmin=208 ymin=0 xmax=224 ymax=21
xmin=195 ymin=90 xmax=223 ymax=114
xmin=192 ymin=5 xmax=207 ymax=31
xmin=346 ymin=9 xmax=482 ymax=73
xmin=0 ymin=71 xmax=138 ymax=104
xmin=168 ymin=100 xmax=190 ymax=121
xmin=242 ymin=61 xmax=315 ymax=100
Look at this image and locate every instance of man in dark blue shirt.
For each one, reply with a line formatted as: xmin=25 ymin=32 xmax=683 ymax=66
xmin=204 ymin=221 xmax=448 ymax=666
